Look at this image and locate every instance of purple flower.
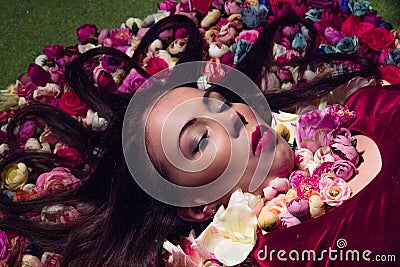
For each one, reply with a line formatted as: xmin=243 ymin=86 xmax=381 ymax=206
xmin=76 ymin=24 xmax=98 ymax=43
xmin=331 ymin=160 xmax=357 ymax=181
xmin=324 ymin=27 xmax=345 ymax=44
xmin=290 ymin=172 xmax=320 ymax=199
xmin=327 ymin=128 xmax=352 ymax=141
xmin=117 ymin=71 xmax=147 ymax=93
xmin=363 ymin=11 xmax=383 ymax=27
xmin=158 ymin=0 xmax=177 ymax=13
xmin=0 ymin=231 xmax=9 ymax=260
xmin=279 ymin=213 xmax=301 ymax=228
xmin=43 ymin=45 xmax=64 ymax=61
xmin=327 ymin=105 xmax=356 ymax=127
xmin=19 ymin=120 xmax=37 ymax=142
xmin=330 ymin=135 xmax=359 ymax=165
xmin=320 ymin=7 xmax=348 ymax=30
xmin=277 ymin=67 xmax=293 ymax=82
xmin=17 ymin=79 xmax=36 ymax=99
xmin=286 ymin=198 xmax=309 ymax=217
xmin=306 ymin=0 xmax=334 ymax=9
xmin=28 ymin=63 xmax=50 ymax=87
xmin=110 ymin=28 xmax=132 ymax=46
xmin=101 ymin=55 xmax=125 ymax=73
xmin=94 ymin=68 xmax=117 ymax=93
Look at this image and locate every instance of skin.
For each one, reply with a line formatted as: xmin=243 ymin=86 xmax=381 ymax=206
xmin=145 ymin=87 xmax=294 ymax=208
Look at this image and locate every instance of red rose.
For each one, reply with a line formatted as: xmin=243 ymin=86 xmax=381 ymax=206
xmin=56 ymin=147 xmax=83 ymax=168
xmin=145 ymin=57 xmax=169 ymax=76
xmin=365 ymin=28 xmax=395 ymax=51
xmin=341 ymin=15 xmax=374 ymax=43
xmin=192 ymin=0 xmax=212 ymax=14
xmin=381 ymin=65 xmax=400 ymax=84
xmin=57 ymin=91 xmax=88 ymax=116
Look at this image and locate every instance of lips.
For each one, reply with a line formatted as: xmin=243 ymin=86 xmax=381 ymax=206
xmin=251 ymin=125 xmax=274 ymax=156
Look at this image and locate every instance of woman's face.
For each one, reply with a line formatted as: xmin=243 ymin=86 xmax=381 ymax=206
xmin=145 ymin=87 xmax=294 ymax=204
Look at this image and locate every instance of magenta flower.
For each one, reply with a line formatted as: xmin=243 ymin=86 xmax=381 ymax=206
xmin=0 ymin=231 xmax=9 ymax=260
xmin=19 ymin=120 xmax=37 ymax=142
xmin=93 ymin=66 xmax=118 ymax=93
xmin=330 ymin=135 xmax=359 ymax=165
xmin=101 ymin=55 xmax=125 ymax=73
xmin=110 ymin=28 xmax=132 ymax=46
xmin=331 ymin=160 xmax=357 ymax=181
xmin=313 ymin=161 xmax=334 ymax=177
xmin=158 ymin=0 xmax=177 ymax=13
xmin=43 ymin=45 xmax=64 ymax=61
xmin=118 ymin=71 xmax=147 ymax=93
xmin=36 ymin=167 xmax=81 ymax=196
xmin=28 ymin=63 xmax=50 ymax=87
xmin=290 ymin=172 xmax=320 ymax=199
xmin=324 ymin=27 xmax=345 ymax=44
xmin=17 ymin=80 xmax=36 ymax=98
xmin=306 ymin=0 xmax=334 ymax=9
xmin=277 ymin=67 xmax=293 ymax=82
xmin=286 ymin=198 xmax=309 ymax=217
xmin=76 ymin=24 xmax=98 ymax=43
xmin=326 ymin=104 xmax=356 ymax=128
xmin=49 ymin=65 xmax=64 ymax=83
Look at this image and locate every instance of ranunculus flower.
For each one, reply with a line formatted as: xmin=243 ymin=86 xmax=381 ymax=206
xmin=57 ymin=91 xmax=88 ymax=117
xmin=241 ymin=5 xmax=268 ymax=29
xmin=365 ymin=28 xmax=394 ymax=51
xmin=33 ymin=83 xmax=60 ymax=105
xmin=36 ymin=167 xmax=81 ymax=196
xmin=43 ymin=45 xmax=64 ymax=61
xmin=330 ymin=135 xmax=359 ymax=165
xmin=305 ymin=0 xmax=334 ymax=9
xmin=319 ymin=175 xmax=351 ymax=206
xmin=110 ymin=28 xmax=132 ymax=46
xmin=1 ymin=162 xmax=29 ymax=191
xmin=235 ymin=29 xmax=259 ymax=45
xmin=76 ymin=24 xmax=98 ymax=43
xmin=28 ymin=63 xmax=50 ymax=87
xmin=331 ymin=160 xmax=357 ymax=181
xmin=313 ymin=161 xmax=334 ymax=177
xmin=286 ymin=197 xmax=309 ymax=217
xmin=381 ymin=65 xmax=400 ymax=84
xmin=324 ymin=27 xmax=345 ymax=44
xmin=41 ymin=204 xmax=79 ymax=224
xmin=146 ymin=57 xmax=169 ymax=75
xmin=194 ymin=190 xmax=257 ymax=266
xmin=158 ymin=0 xmax=177 ymax=13
xmin=0 ymin=230 xmax=9 ymax=261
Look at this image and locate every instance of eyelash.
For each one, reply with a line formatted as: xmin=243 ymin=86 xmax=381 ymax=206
xmin=193 ymin=131 xmax=208 ymax=153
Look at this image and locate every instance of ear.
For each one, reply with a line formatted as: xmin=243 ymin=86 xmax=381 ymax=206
xmin=177 ymin=204 xmax=217 ymax=222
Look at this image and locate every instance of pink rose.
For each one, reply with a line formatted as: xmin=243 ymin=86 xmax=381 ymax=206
xmin=158 ymin=0 xmax=177 ymax=13
xmin=277 ymin=67 xmax=293 ymax=82
xmin=331 ymin=160 xmax=357 ymax=181
xmin=365 ymin=28 xmax=394 ymax=52
xmin=319 ymin=175 xmax=351 ymax=206
xmin=55 ymin=146 xmax=82 ymax=168
xmin=341 ymin=16 xmax=374 ymax=43
xmin=0 ymin=231 xmax=9 ymax=261
xmin=330 ymin=135 xmax=359 ymax=165
xmin=36 ymin=167 xmax=81 ymax=196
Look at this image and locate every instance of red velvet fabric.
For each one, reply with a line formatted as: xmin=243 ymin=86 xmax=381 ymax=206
xmin=250 ymin=85 xmax=400 ymax=266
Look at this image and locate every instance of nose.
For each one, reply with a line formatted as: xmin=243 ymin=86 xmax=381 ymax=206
xmin=216 ymin=106 xmax=247 ymax=138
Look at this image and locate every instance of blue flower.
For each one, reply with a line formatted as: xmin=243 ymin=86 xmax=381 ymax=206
xmin=292 ymin=31 xmax=309 ymax=51
xmin=234 ymin=39 xmax=252 ymax=65
xmin=384 ymin=48 xmax=400 ymax=65
xmin=348 ymin=0 xmax=372 ymax=16
xmin=305 ymin=8 xmax=323 ymax=22
xmin=319 ymin=44 xmax=339 ymax=54
xmin=336 ymin=36 xmax=359 ymax=53
xmin=339 ymin=0 xmax=350 ymax=13
xmin=241 ymin=4 xmax=269 ymax=29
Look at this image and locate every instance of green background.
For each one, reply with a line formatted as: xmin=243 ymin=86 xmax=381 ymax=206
xmin=1 ymin=0 xmax=399 ymax=89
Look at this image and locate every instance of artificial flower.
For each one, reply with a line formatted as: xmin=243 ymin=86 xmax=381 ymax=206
xmin=292 ymin=31 xmax=309 ymax=51
xmin=76 ymin=24 xmax=98 ymax=43
xmin=294 ymin=148 xmax=314 ymax=170
xmin=201 ymin=9 xmax=222 ymax=29
xmin=263 ymin=186 xmax=278 ymax=200
xmin=49 ymin=65 xmax=64 ymax=83
xmin=194 ymin=190 xmax=257 ymax=266
xmin=330 ymin=134 xmax=359 ymax=165
xmin=0 ymin=231 xmax=9 ymax=261
xmin=384 ymin=48 xmax=400 ymax=65
xmin=224 ymin=0 xmax=243 ymax=15
xmin=233 ymin=39 xmax=252 ymax=64
xmin=308 ymin=194 xmax=325 ymax=217
xmin=32 ymin=83 xmax=61 ymax=105
xmin=1 ymin=162 xmax=29 ymax=191
xmin=18 ymin=119 xmax=37 ymax=143
xmin=305 ymin=8 xmax=322 ymax=22
xmin=336 ymin=36 xmax=359 ymax=53
xmin=331 ymin=159 xmax=357 ymax=181
xmin=36 ymin=167 xmax=81 ymax=196
xmin=313 ymin=146 xmax=335 ymax=163
xmin=319 ymin=175 xmax=351 ymax=206
xmin=306 ymin=0 xmax=334 ymax=9
xmin=93 ymin=66 xmax=118 ymax=92
xmin=28 ymin=63 xmax=50 ymax=87
xmin=158 ymin=0 xmax=178 ymax=13
xmin=235 ymin=30 xmax=260 ymax=45
xmin=41 ymin=204 xmax=79 ymax=224
xmin=348 ymin=0 xmax=372 ymax=16
xmin=146 ymin=57 xmax=170 ymax=75
xmin=341 ymin=15 xmax=374 ymax=43
xmin=110 ymin=28 xmax=132 ymax=46
xmin=324 ymin=27 xmax=345 ymax=44
xmin=290 ymin=173 xmax=320 ymax=199
xmin=22 ymin=254 xmax=42 ymax=267
xmin=286 ymin=197 xmax=309 ymax=217
xmin=241 ymin=4 xmax=268 ymax=29
xmin=320 ymin=7 xmax=348 ymax=30
xmin=41 ymin=252 xmax=62 ymax=267
xmin=57 ymin=91 xmax=89 ymax=117
xmin=365 ymin=27 xmax=394 ymax=51
xmin=279 ymin=213 xmax=301 ymax=228
xmin=13 ymin=184 xmax=39 ymax=202
xmin=163 ymin=240 xmax=199 ymax=267
xmin=269 ymin=177 xmax=290 ymax=192
xmin=209 ymin=41 xmax=230 ymax=58
xmin=101 ymin=55 xmax=125 ymax=72
xmin=43 ymin=45 xmax=64 ymax=61
xmin=381 ymin=65 xmax=400 ymax=84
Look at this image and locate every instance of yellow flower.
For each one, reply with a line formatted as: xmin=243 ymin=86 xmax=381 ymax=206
xmin=1 ymin=163 xmax=29 ymax=191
